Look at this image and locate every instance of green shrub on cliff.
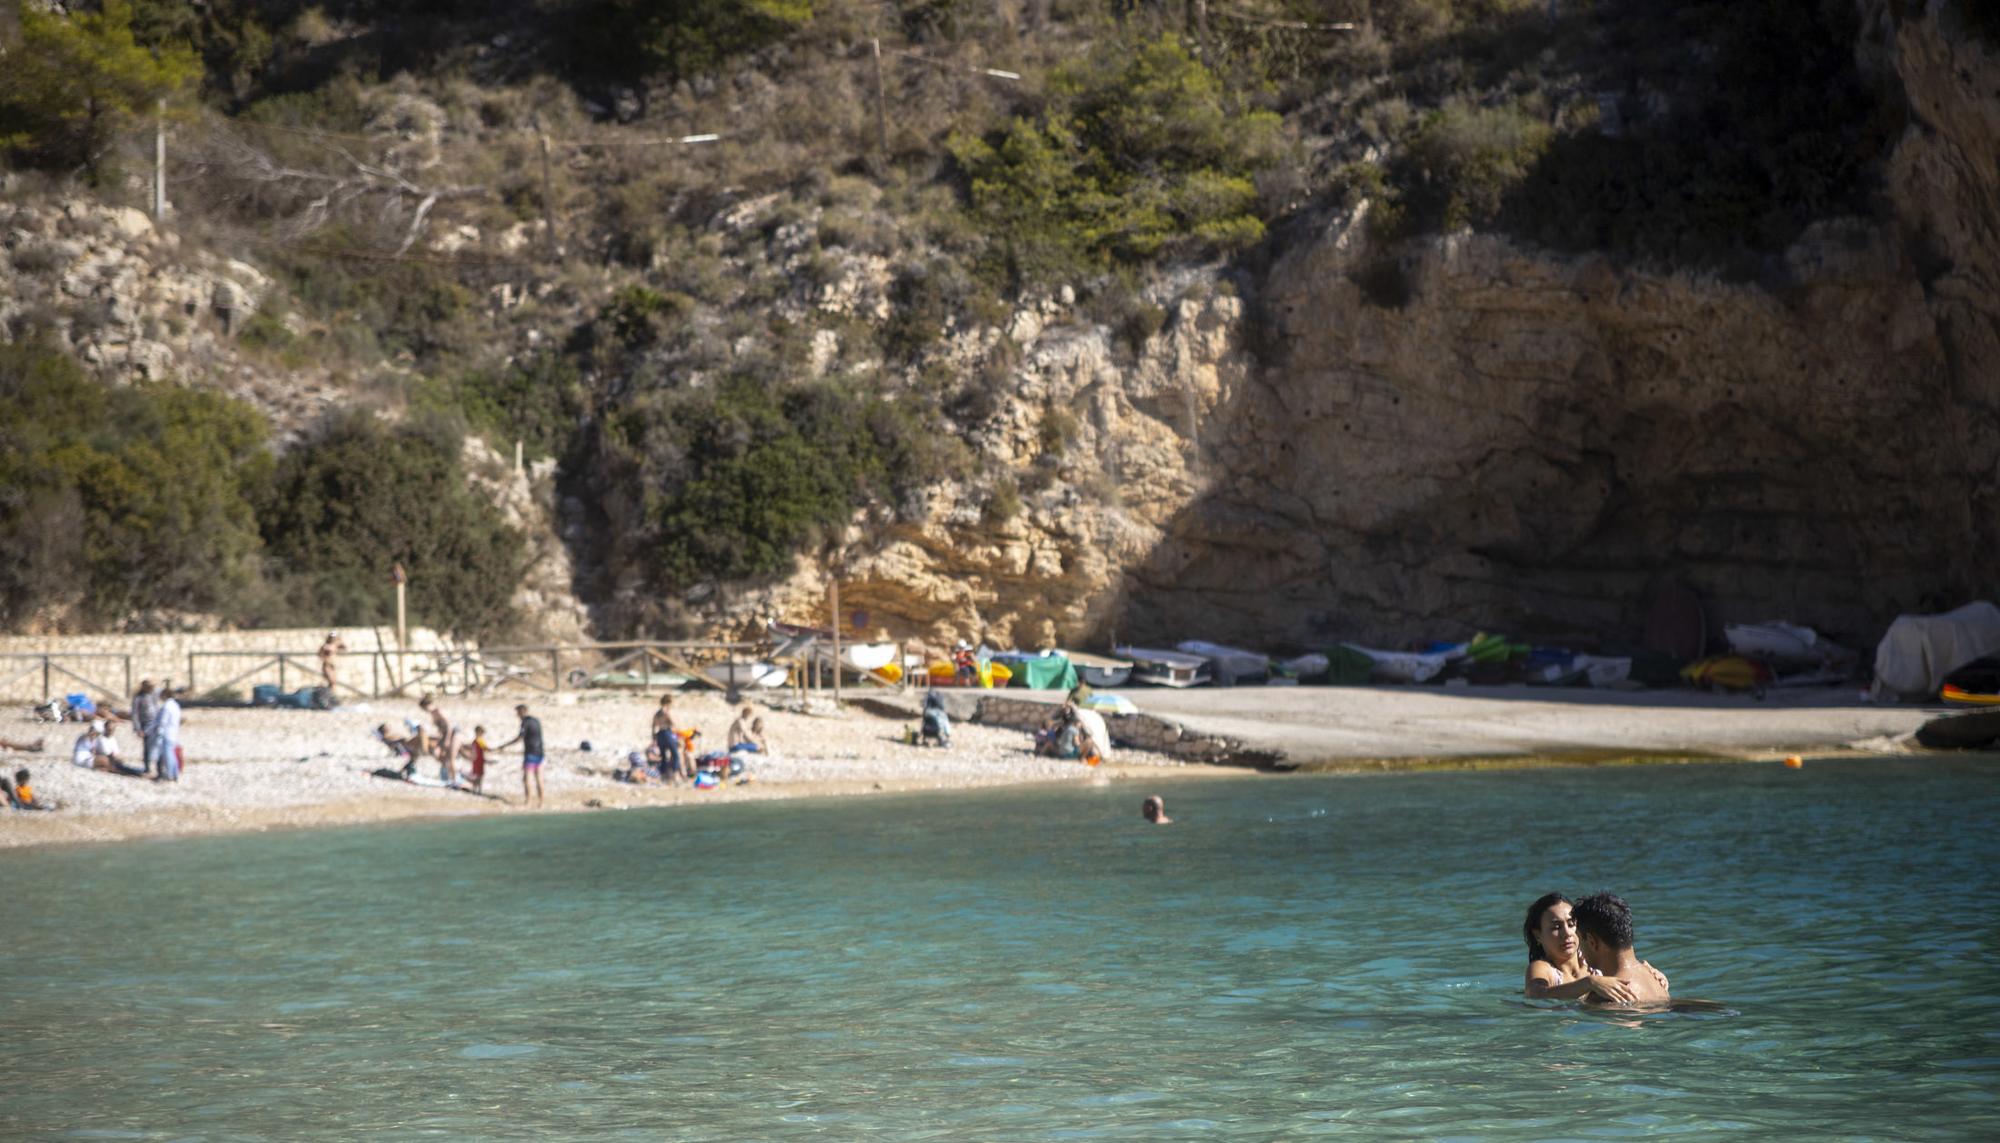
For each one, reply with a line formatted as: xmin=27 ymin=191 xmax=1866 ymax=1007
xmin=0 ymin=342 xmax=270 ymax=628
xmin=256 ymin=411 xmax=524 ymax=637
xmin=595 ymin=375 xmax=943 ymax=588
xmin=1389 ymin=101 xmax=1551 ymax=234
xmin=0 ymin=0 xmax=200 ymax=184
xmin=566 ymin=0 xmax=814 ymax=89
xmin=949 ymin=34 xmax=1284 ymax=288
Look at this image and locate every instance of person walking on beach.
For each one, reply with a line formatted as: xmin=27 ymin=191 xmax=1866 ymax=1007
xmin=497 ymin=703 xmax=545 ymax=807
xmin=651 ymin=696 xmax=681 ymax=781
xmin=131 ymin=680 xmax=162 ymax=777
xmin=318 ymin=632 xmax=347 ymax=695
xmin=1573 ymin=892 xmax=1670 ymax=1006
xmin=418 ymin=695 xmax=460 ymax=781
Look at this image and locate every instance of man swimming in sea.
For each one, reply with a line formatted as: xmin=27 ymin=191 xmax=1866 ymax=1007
xmin=1572 ymin=892 xmax=1670 ymax=1006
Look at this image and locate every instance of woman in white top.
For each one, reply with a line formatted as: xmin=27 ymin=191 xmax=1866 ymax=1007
xmin=1523 ymin=892 xmax=1638 ymax=1003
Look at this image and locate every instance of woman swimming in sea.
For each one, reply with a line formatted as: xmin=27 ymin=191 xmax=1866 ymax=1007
xmin=1522 ymin=892 xmax=1638 ymax=1003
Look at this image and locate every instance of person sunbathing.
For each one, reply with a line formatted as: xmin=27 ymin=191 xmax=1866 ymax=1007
xmin=374 ymin=723 xmax=421 ymax=778
xmin=0 ymin=736 xmax=47 ymax=753
xmin=727 ymin=706 xmax=761 ymax=753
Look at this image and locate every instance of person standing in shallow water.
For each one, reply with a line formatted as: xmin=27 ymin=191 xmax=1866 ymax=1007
xmin=1573 ymin=892 xmax=1670 ymax=1005
xmin=1522 ymin=892 xmax=1636 ymax=1002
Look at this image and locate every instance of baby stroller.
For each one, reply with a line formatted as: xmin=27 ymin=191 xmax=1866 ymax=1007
xmin=920 ymin=693 xmax=951 ymax=747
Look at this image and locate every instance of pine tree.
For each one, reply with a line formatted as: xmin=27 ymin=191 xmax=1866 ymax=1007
xmin=0 ymin=0 xmax=199 ymax=185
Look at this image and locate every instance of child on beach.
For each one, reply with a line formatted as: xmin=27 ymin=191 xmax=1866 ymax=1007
xmin=465 ymin=726 xmax=490 ymax=793
xmin=12 ymin=769 xmax=53 ymax=811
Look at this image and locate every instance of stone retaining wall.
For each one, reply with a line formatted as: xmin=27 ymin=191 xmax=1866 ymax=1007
xmin=0 ymin=627 xmax=458 ymax=704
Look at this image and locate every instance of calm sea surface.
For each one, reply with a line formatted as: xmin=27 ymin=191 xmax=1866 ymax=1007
xmin=4 ymin=757 xmax=1997 ymax=1140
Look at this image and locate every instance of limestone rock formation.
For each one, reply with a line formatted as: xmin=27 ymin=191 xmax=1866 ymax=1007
xmin=1112 ymin=0 xmax=1998 ymax=651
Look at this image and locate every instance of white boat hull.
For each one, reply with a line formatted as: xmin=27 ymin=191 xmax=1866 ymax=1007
xmin=703 ymin=662 xmax=790 ymax=689
xmin=1078 ymin=665 xmax=1132 ymax=687
xmin=1118 ymin=646 xmax=1212 ymax=688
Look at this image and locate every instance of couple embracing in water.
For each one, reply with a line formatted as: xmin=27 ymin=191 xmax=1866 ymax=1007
xmin=1523 ymin=892 xmax=1670 ymax=1006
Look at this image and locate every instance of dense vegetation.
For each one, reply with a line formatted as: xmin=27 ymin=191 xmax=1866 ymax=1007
xmin=0 ymin=0 xmax=1921 ymax=633
xmin=0 ymin=344 xmax=520 ymax=635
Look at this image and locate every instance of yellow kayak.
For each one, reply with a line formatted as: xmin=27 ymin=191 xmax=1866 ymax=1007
xmin=1942 ymin=685 xmax=2000 ymax=706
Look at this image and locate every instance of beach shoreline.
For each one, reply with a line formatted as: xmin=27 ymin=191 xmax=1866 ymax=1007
xmin=0 ymin=687 xmax=1944 ymax=850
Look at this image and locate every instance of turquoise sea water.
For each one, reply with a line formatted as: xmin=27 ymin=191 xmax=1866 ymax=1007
xmin=4 ymin=757 xmax=1998 ymax=1140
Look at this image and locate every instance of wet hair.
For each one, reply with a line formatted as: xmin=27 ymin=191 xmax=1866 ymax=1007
xmin=1141 ymin=796 xmax=1164 ymax=821
xmin=1523 ymin=892 xmax=1572 ymax=963
xmin=1573 ymin=892 xmax=1635 ymax=950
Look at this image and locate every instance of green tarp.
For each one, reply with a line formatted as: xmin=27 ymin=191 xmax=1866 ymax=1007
xmin=997 ymin=653 xmax=1080 ymax=691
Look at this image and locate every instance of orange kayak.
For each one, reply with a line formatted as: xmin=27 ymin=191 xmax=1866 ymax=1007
xmin=1942 ymin=684 xmax=2000 ymax=706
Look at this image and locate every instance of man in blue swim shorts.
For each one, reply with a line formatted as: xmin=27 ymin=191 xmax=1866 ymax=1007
xmin=498 ymin=703 xmax=546 ymax=807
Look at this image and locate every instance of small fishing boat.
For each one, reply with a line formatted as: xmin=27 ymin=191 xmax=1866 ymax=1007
xmin=1065 ymin=651 xmax=1133 ymax=688
xmin=1116 ymin=646 xmax=1212 ymax=688
xmin=1340 ymin=643 xmax=1452 ymax=683
xmin=1176 ymin=641 xmax=1269 ymax=685
xmin=701 ymin=661 xmax=791 ymax=690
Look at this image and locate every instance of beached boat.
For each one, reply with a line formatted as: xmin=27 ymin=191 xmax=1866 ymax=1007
xmin=1274 ymin=653 xmax=1330 ymax=681
xmin=1065 ymin=651 xmax=1133 ymax=688
xmin=1176 ymin=641 xmax=1269 ymax=685
xmin=1724 ymin=621 xmax=1847 ymax=667
xmin=701 ymin=661 xmax=790 ymax=690
xmin=1116 ymin=646 xmax=1212 ymax=688
xmin=1340 ymin=643 xmax=1452 ymax=683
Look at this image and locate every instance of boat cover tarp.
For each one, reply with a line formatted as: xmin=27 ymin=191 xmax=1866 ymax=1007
xmin=995 ymin=652 xmax=1079 ymax=691
xmin=1873 ymin=601 xmax=2000 ymax=700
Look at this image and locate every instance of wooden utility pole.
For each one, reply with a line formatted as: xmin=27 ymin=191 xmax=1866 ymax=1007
xmin=534 ymin=114 xmax=559 ymax=256
xmin=871 ymin=37 xmax=889 ymax=158
xmin=391 ymin=562 xmax=408 ymax=691
xmin=152 ymin=100 xmax=167 ymax=220
xmin=829 ymin=578 xmax=842 ymax=705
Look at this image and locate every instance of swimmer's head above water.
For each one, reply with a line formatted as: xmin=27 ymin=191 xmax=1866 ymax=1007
xmin=1141 ymin=795 xmax=1171 ymax=824
xmin=1572 ymin=891 xmax=1635 ymax=968
xmin=1524 ymin=892 xmax=1577 ymax=965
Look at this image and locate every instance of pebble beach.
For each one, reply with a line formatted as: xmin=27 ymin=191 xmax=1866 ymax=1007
xmin=0 ymin=691 xmax=1217 ymax=849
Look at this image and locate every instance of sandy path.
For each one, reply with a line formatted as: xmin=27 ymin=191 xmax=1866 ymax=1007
xmin=1079 ymin=685 xmax=1941 ymax=763
xmin=0 ymin=692 xmax=1217 ymax=850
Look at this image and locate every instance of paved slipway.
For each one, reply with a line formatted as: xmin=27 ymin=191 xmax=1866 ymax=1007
xmin=1067 ymin=685 xmax=1943 ymax=766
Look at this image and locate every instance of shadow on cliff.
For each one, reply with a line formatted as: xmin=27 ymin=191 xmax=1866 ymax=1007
xmin=1102 ymin=0 xmax=1990 ymax=656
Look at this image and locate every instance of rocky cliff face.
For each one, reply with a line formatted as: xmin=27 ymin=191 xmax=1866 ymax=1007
xmin=10 ymin=5 xmax=1991 ymax=654
xmin=1109 ymin=0 xmax=1997 ymax=651
xmin=721 ymin=2 xmax=1996 ymax=653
